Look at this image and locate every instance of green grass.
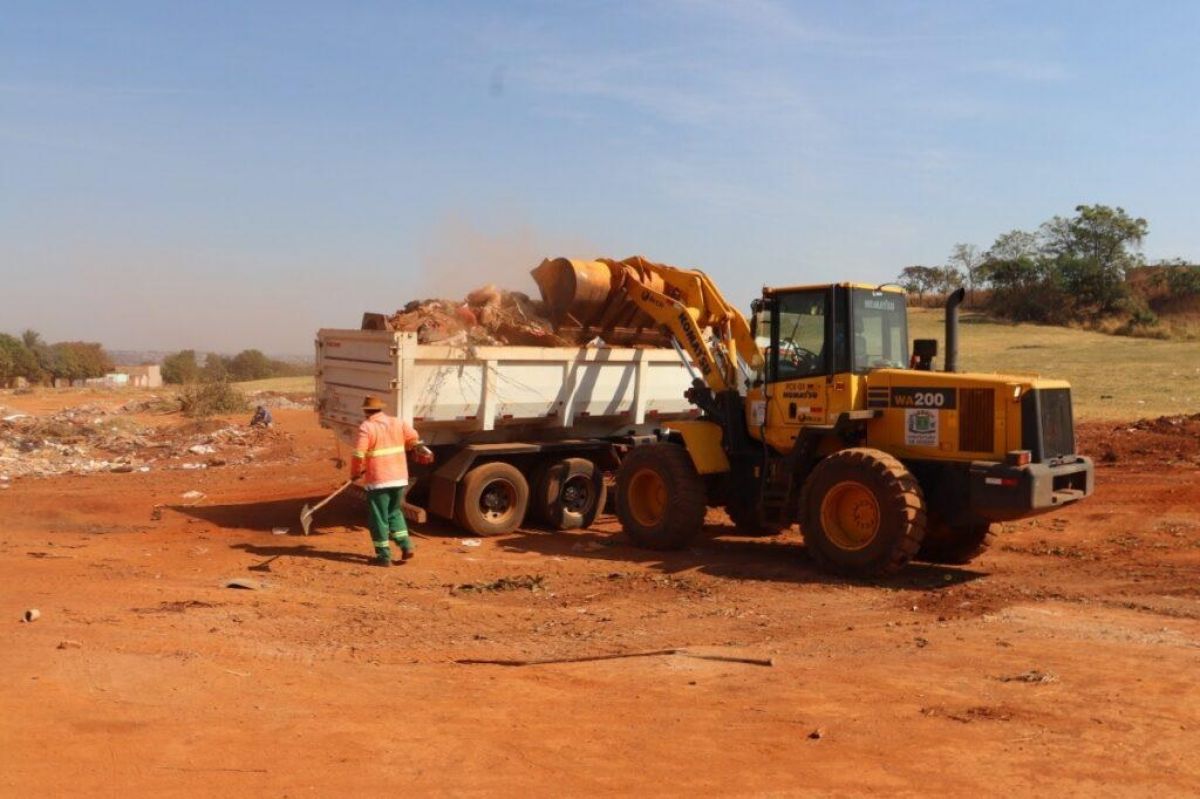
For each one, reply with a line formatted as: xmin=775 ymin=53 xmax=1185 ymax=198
xmin=232 ymin=375 xmax=315 ymax=393
xmin=908 ymin=308 xmax=1200 ymax=420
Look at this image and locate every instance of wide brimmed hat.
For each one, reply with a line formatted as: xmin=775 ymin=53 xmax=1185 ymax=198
xmin=362 ymin=395 xmax=385 ymax=411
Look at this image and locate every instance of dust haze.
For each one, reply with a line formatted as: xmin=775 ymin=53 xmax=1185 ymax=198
xmin=414 ymin=213 xmax=598 ymax=301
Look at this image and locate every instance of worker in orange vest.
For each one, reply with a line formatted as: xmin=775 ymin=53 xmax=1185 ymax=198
xmin=350 ymin=395 xmax=433 ymax=566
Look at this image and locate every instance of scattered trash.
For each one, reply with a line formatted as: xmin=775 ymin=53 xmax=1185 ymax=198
xmin=0 ymin=404 xmax=286 ymax=480
xmin=23 ymin=609 xmax=40 ymax=623
xmin=180 ymin=490 xmax=205 ymax=503
xmin=57 ymin=640 xmax=82 ymax=650
xmin=271 ymin=527 xmax=290 ymax=536
xmin=459 ymin=538 xmax=482 ymax=548
xmin=224 ymin=578 xmax=263 ymax=590
xmin=997 ymin=669 xmax=1057 ymax=684
xmin=179 ymin=462 xmax=206 ymax=470
xmin=453 ymin=574 xmax=546 ymax=594
xmin=808 ymin=728 xmax=824 ymax=740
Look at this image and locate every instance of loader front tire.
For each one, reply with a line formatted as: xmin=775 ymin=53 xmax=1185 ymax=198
xmin=800 ymin=448 xmax=926 ymax=577
xmin=616 ymin=443 xmax=706 ymax=550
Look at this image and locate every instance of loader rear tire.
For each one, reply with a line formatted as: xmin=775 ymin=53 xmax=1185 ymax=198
xmin=918 ymin=520 xmax=997 ymax=565
xmin=534 ymin=457 xmax=606 ymax=531
xmin=454 ymin=462 xmax=529 ymax=536
xmin=800 ymin=448 xmax=926 ymax=577
xmin=616 ymin=443 xmax=706 ymax=551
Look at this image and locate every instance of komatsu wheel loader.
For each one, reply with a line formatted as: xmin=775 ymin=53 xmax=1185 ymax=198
xmin=532 ymin=256 xmax=1094 ymax=576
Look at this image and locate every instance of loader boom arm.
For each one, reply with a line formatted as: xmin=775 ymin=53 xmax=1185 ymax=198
xmin=532 ymin=256 xmax=762 ymax=394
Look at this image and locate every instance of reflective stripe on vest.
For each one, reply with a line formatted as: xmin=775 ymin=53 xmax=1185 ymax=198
xmin=353 ymin=445 xmax=407 ymax=459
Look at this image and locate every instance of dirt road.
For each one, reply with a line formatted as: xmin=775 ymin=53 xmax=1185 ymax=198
xmin=2 ymin=399 xmax=1198 ymax=796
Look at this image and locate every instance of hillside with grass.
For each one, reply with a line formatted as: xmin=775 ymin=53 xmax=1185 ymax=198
xmin=909 ymin=308 xmax=1199 ymax=420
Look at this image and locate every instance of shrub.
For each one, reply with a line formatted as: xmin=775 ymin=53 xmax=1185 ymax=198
xmin=178 ymin=380 xmax=248 ymax=418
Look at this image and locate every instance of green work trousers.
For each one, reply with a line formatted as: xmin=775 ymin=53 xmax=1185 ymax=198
xmin=366 ymin=486 xmax=411 ymax=557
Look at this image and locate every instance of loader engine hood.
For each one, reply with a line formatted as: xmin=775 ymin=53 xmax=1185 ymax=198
xmin=864 ymin=369 xmax=1077 ymax=463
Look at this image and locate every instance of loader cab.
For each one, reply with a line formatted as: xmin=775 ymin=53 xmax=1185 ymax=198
xmin=747 ymin=284 xmax=909 ymax=445
xmin=756 ymin=284 xmax=909 ymax=384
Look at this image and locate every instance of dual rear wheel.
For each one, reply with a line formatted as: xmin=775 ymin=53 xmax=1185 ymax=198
xmin=452 ymin=457 xmax=606 ymax=536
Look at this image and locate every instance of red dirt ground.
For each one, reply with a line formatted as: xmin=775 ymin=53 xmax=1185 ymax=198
xmin=2 ymin=397 xmax=1198 ymax=796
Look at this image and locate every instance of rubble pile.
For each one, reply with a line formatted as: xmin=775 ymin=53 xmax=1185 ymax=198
xmin=0 ymin=404 xmax=285 ymax=480
xmin=248 ymin=391 xmax=313 ymax=410
xmin=384 ymin=284 xmax=569 ymax=346
xmin=1078 ymin=413 xmax=1200 ymax=467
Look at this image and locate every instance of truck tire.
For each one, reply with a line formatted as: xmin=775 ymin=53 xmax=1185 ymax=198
xmin=918 ymin=520 xmax=997 ymax=565
xmin=615 ymin=443 xmax=706 ymax=550
xmin=534 ymin=458 xmax=607 ymax=531
xmin=799 ymin=448 xmax=927 ymax=576
xmin=454 ymin=462 xmax=529 ymax=536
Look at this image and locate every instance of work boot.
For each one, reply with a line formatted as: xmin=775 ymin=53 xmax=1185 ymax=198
xmin=400 ymin=548 xmax=415 ymax=562
xmin=372 ymin=549 xmax=392 ymax=567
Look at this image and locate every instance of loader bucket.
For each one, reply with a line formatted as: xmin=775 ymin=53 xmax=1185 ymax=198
xmin=531 ymin=257 xmax=670 ymax=340
xmin=530 ymin=258 xmax=617 ymax=327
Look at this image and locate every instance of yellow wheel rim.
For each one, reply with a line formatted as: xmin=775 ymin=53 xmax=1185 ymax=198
xmin=628 ymin=468 xmax=668 ymax=527
xmin=820 ymin=481 xmax=880 ymax=551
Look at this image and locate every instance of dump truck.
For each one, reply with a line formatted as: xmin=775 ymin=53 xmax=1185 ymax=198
xmin=315 ymin=328 xmax=698 ymax=535
xmin=528 ymin=256 xmax=1095 ymax=575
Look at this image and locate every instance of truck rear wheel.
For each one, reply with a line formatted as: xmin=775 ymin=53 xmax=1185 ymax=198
xmin=534 ymin=458 xmax=606 ymax=531
xmin=918 ymin=520 xmax=997 ymax=565
xmin=454 ymin=462 xmax=529 ymax=536
xmin=615 ymin=443 xmax=706 ymax=550
xmin=800 ymin=448 xmax=926 ymax=576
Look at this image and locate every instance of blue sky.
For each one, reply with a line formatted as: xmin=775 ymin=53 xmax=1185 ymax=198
xmin=2 ymin=1 xmax=1197 ymax=353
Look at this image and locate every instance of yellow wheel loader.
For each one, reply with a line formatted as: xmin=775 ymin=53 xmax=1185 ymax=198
xmin=532 ymin=256 xmax=1094 ymax=576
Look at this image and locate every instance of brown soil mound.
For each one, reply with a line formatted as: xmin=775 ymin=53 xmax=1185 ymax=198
xmin=1077 ymin=413 xmax=1200 ymax=466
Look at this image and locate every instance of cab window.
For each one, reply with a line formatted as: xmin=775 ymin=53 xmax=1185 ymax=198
xmin=773 ymin=291 xmax=828 ymax=381
xmin=850 ymin=289 xmax=908 ymax=371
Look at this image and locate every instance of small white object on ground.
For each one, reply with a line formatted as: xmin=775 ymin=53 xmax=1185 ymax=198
xmin=188 ymin=444 xmax=216 ymax=455
xmin=460 ymin=539 xmax=482 ymax=547
xmin=23 ymin=609 xmax=40 ymax=623
xmin=271 ymin=527 xmax=289 ymax=535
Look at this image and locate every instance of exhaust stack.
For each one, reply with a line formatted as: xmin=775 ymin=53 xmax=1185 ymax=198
xmin=944 ymin=287 xmax=965 ymax=373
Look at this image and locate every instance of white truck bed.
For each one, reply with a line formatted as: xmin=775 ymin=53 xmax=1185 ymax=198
xmin=316 ymin=329 xmax=698 ymax=447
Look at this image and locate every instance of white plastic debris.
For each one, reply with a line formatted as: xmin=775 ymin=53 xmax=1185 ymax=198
xmin=188 ymin=444 xmax=216 ymax=455
xmin=460 ymin=539 xmax=482 ymax=548
xmin=271 ymin=527 xmax=289 ymax=536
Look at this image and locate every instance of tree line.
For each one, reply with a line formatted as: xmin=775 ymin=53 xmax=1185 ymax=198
xmin=160 ymin=349 xmax=310 ymax=384
xmin=898 ymin=204 xmax=1200 ymax=331
xmin=0 ymin=330 xmax=112 ymax=385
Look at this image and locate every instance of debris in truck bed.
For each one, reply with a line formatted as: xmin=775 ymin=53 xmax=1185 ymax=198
xmin=381 ymin=285 xmax=569 ymax=346
xmin=370 ymin=280 xmax=670 ymax=347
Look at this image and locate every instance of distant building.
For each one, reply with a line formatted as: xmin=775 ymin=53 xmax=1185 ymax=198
xmin=83 ymin=373 xmax=129 ymax=388
xmin=116 ymin=364 xmax=163 ymax=389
